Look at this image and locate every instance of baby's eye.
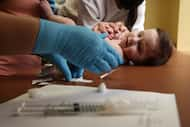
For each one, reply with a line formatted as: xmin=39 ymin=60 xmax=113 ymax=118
xmin=138 ymin=33 xmax=142 ymax=37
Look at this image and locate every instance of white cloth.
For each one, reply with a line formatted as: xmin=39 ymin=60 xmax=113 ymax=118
xmin=0 ymin=84 xmax=180 ymax=127
xmin=78 ymin=0 xmax=146 ymax=31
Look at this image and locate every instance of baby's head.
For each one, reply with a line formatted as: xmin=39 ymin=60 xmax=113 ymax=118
xmin=119 ymin=28 xmax=173 ymax=66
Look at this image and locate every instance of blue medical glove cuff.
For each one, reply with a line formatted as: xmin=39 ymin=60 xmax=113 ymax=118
xmin=98 ymin=33 xmax=108 ymax=39
xmin=33 ymin=19 xmax=62 ymax=54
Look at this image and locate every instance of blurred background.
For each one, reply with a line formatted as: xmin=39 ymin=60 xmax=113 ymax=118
xmin=145 ymin=0 xmax=190 ymax=53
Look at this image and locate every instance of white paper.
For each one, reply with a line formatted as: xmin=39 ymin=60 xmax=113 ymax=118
xmin=0 ymin=84 xmax=180 ymax=127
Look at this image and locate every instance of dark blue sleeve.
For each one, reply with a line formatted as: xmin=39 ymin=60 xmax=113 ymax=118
xmin=48 ymin=0 xmax=56 ymax=13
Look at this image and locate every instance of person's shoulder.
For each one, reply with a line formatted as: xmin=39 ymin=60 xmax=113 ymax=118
xmin=80 ymin=0 xmax=94 ymax=3
xmin=80 ymin=0 xmax=102 ymax=4
xmin=80 ymin=0 xmax=105 ymax=10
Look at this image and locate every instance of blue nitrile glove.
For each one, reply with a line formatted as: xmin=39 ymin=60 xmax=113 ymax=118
xmin=43 ymin=54 xmax=84 ymax=81
xmin=68 ymin=63 xmax=84 ymax=78
xmin=43 ymin=33 xmax=107 ymax=81
xmin=43 ymin=54 xmax=71 ymax=81
xmin=33 ymin=19 xmax=124 ymax=74
xmin=98 ymin=32 xmax=108 ymax=39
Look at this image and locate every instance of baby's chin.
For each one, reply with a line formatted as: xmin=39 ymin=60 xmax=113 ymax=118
xmin=114 ymin=48 xmax=128 ymax=64
xmin=114 ymin=44 xmax=124 ymax=58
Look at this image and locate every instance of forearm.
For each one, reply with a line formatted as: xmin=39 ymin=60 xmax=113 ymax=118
xmin=48 ymin=15 xmax=76 ymax=25
xmin=0 ymin=11 xmax=40 ymax=55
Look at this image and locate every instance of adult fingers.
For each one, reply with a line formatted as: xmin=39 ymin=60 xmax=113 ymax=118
xmin=45 ymin=54 xmax=72 ymax=81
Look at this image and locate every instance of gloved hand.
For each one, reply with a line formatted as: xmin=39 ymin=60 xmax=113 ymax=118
xmin=68 ymin=62 xmax=84 ymax=78
xmin=42 ymin=33 xmax=107 ymax=81
xmin=43 ymin=34 xmax=106 ymax=81
xmin=43 ymin=54 xmax=83 ymax=81
xmin=33 ymin=19 xmax=124 ymax=75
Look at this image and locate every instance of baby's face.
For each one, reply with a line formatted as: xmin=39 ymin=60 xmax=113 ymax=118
xmin=119 ymin=29 xmax=160 ymax=63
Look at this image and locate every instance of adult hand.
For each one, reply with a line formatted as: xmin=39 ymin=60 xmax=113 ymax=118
xmin=43 ymin=54 xmax=83 ymax=81
xmin=42 ymin=33 xmax=106 ymax=81
xmin=33 ymin=19 xmax=124 ymax=75
xmin=93 ymin=22 xmax=128 ymax=40
xmin=93 ymin=22 xmax=114 ymax=34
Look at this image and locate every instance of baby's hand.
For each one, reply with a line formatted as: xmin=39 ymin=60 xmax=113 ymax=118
xmin=110 ymin=22 xmax=129 ymax=39
xmin=92 ymin=22 xmax=114 ymax=33
xmin=115 ymin=22 xmax=128 ymax=32
xmin=93 ymin=22 xmax=122 ymax=40
xmin=39 ymin=0 xmax=54 ymax=19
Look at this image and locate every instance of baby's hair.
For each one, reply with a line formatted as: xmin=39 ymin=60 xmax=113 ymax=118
xmin=133 ymin=28 xmax=173 ymax=66
xmin=155 ymin=28 xmax=173 ymax=65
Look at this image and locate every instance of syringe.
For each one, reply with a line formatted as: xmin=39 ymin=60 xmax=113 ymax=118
xmin=15 ymin=99 xmax=153 ymax=116
xmin=16 ymin=102 xmax=106 ymax=116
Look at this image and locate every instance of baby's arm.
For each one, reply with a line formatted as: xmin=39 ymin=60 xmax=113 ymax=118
xmin=40 ymin=0 xmax=75 ymax=25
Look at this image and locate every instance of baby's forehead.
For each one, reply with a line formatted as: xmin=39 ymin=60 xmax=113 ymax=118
xmin=142 ymin=28 xmax=157 ymax=34
xmin=143 ymin=29 xmax=160 ymax=51
xmin=143 ymin=29 xmax=158 ymax=38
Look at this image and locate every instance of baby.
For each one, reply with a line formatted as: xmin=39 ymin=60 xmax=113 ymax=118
xmin=93 ymin=22 xmax=173 ymax=66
